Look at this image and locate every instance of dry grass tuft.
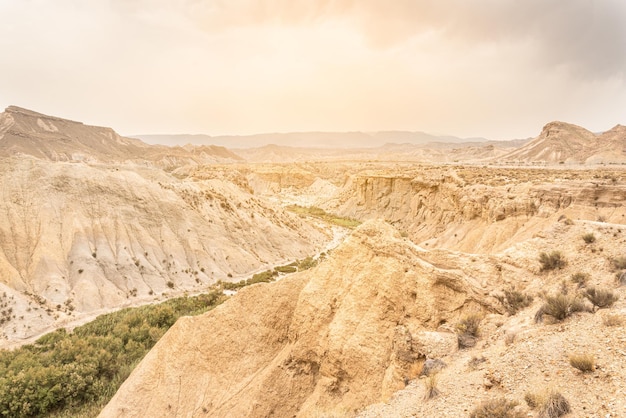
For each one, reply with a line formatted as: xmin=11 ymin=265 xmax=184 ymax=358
xmin=568 ymin=353 xmax=595 ymax=373
xmin=582 ymin=232 xmax=596 ymax=243
xmin=422 ymin=373 xmax=441 ymax=401
xmin=469 ymin=398 xmax=524 ymax=418
xmin=535 ymin=293 xmax=586 ymax=322
xmin=456 ymin=313 xmax=483 ymax=348
xmin=570 ymin=272 xmax=589 ymax=287
xmin=539 ymin=251 xmax=566 ymax=271
xmin=496 ymin=288 xmax=533 ymax=315
xmin=538 ymin=391 xmax=570 ymax=418
xmin=612 ymin=256 xmax=626 ymax=270
xmin=583 ymin=286 xmax=618 ymax=310
xmin=602 ymin=313 xmax=624 ymax=327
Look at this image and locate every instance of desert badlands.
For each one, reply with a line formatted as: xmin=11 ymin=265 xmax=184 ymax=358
xmin=0 ymin=106 xmax=625 ymax=417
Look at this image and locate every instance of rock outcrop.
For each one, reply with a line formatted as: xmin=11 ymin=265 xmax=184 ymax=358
xmin=500 ymin=121 xmax=626 ymax=164
xmin=100 ymin=220 xmax=500 ymax=417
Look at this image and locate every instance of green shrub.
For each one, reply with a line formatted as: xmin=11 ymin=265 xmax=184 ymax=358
xmin=539 ymin=251 xmax=566 ymax=271
xmin=0 ymin=290 xmax=225 ymax=417
xmin=581 ymin=233 xmax=596 ymax=244
xmin=469 ymin=398 xmax=524 ymax=418
xmin=583 ymin=286 xmax=618 ymax=310
xmin=568 ymin=353 xmax=595 ymax=373
xmin=496 ymin=288 xmax=533 ymax=315
xmin=535 ymin=293 xmax=586 ymax=322
xmin=274 ymin=265 xmax=297 ymax=274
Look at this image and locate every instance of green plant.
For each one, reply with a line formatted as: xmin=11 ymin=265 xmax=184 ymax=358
xmin=496 ymin=288 xmax=533 ymax=315
xmin=568 ymin=353 xmax=595 ymax=373
xmin=581 ymin=233 xmax=596 ymax=244
xmin=583 ymin=286 xmax=618 ymax=310
xmin=469 ymin=398 xmax=524 ymax=418
xmin=535 ymin=293 xmax=586 ymax=322
xmin=0 ymin=290 xmax=225 ymax=417
xmin=539 ymin=251 xmax=566 ymax=271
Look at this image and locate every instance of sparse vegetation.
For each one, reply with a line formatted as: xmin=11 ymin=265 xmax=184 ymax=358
xmin=570 ymin=272 xmax=589 ymax=287
xmin=603 ymin=313 xmax=624 ymax=327
xmin=423 ymin=373 xmax=440 ymax=400
xmin=535 ymin=293 xmax=586 ymax=322
xmin=0 ymin=290 xmax=226 ymax=417
xmin=287 ymin=205 xmax=361 ymax=229
xmin=496 ymin=288 xmax=533 ymax=315
xmin=612 ymin=256 xmax=626 ymax=270
xmin=582 ymin=232 xmax=596 ymax=243
xmin=568 ymin=353 xmax=595 ymax=373
xmin=616 ymin=270 xmax=626 ymax=286
xmin=166 ymin=280 xmax=175 ymax=289
xmin=469 ymin=398 xmax=524 ymax=418
xmin=583 ymin=286 xmax=618 ymax=310
xmin=539 ymin=391 xmax=570 ymax=418
xmin=421 ymin=358 xmax=446 ymax=376
xmin=456 ymin=313 xmax=482 ymax=348
xmin=538 ymin=251 xmax=566 ymax=271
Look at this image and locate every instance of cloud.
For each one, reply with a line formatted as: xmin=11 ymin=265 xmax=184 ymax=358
xmin=172 ymin=0 xmax=626 ymax=80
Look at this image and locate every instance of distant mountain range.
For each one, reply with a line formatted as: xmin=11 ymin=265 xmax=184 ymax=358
xmin=133 ymin=131 xmax=492 ymax=149
xmin=2 ymin=106 xmax=625 ymax=165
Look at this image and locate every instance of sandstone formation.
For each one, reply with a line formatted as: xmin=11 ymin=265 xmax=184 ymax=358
xmin=0 ymin=108 xmax=329 ymax=347
xmin=500 ymin=121 xmax=626 ymax=164
xmin=100 ymin=220 xmax=503 ymax=417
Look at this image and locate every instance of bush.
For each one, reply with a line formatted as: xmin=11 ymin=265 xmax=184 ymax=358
xmin=616 ymin=270 xmax=626 ymax=286
xmin=496 ymin=288 xmax=533 ymax=315
xmin=456 ymin=313 xmax=482 ymax=348
xmin=0 ymin=290 xmax=226 ymax=417
xmin=274 ymin=265 xmax=297 ymax=274
xmin=166 ymin=281 xmax=175 ymax=289
xmin=583 ymin=286 xmax=618 ymax=310
xmin=469 ymin=398 xmax=524 ymax=418
xmin=568 ymin=353 xmax=595 ymax=373
xmin=570 ymin=272 xmax=589 ymax=287
xmin=582 ymin=233 xmax=596 ymax=244
xmin=526 ymin=390 xmax=570 ymax=418
xmin=535 ymin=293 xmax=586 ymax=322
xmin=612 ymin=256 xmax=626 ymax=270
xmin=423 ymin=374 xmax=440 ymax=400
xmin=539 ymin=391 xmax=570 ymax=418
xmin=539 ymin=251 xmax=566 ymax=271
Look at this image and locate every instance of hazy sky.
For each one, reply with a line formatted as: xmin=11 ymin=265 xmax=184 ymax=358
xmin=1 ymin=0 xmax=625 ymax=139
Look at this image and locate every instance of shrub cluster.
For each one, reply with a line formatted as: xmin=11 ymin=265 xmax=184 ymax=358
xmin=539 ymin=251 xmax=566 ymax=271
xmin=0 ymin=291 xmax=225 ymax=417
xmin=496 ymin=288 xmax=533 ymax=315
xmin=583 ymin=286 xmax=618 ymax=310
xmin=535 ymin=293 xmax=586 ymax=322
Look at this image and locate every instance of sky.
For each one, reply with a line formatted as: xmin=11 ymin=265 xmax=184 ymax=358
xmin=0 ymin=0 xmax=625 ymax=140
